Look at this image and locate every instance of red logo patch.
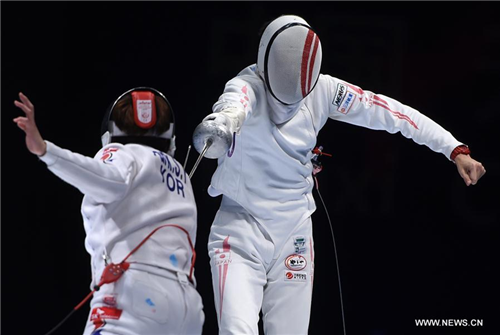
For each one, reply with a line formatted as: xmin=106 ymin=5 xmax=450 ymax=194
xmin=91 ymin=306 xmax=122 ymax=321
xmin=90 ymin=306 xmax=122 ymax=330
xmin=103 ymin=295 xmax=117 ymax=306
xmin=101 ymin=148 xmax=118 ymax=164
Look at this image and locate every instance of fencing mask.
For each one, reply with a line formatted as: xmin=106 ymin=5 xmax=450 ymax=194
xmin=257 ymin=15 xmax=322 ymax=106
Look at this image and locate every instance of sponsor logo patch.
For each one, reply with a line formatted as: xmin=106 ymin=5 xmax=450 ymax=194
xmin=293 ymin=236 xmax=307 ymax=254
xmin=91 ymin=307 xmax=122 ymax=321
xmin=285 ymin=254 xmax=307 ymax=271
xmin=284 ymin=271 xmax=307 ymax=282
xmin=333 ymin=83 xmax=347 ymax=107
xmin=338 ymin=91 xmax=356 ymax=114
xmin=137 ymin=100 xmax=153 ymax=123
xmin=91 ymin=306 xmax=122 ymax=329
xmin=103 ymin=295 xmax=117 ymax=307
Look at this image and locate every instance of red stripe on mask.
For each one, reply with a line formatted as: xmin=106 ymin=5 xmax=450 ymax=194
xmin=301 ymin=30 xmax=315 ymax=97
xmin=307 ymin=34 xmax=320 ymax=94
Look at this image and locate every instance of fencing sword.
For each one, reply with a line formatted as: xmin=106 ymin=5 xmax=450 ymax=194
xmin=183 ymin=145 xmax=192 ymax=170
xmin=189 ymin=138 xmax=213 ymax=179
xmin=189 ymin=120 xmax=233 ymax=179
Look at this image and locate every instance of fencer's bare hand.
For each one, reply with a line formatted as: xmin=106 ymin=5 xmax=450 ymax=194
xmin=454 ymin=154 xmax=486 ymax=186
xmin=13 ymin=92 xmax=47 ymax=156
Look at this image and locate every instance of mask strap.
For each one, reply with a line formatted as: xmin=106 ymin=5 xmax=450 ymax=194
xmin=131 ymin=91 xmax=156 ymax=129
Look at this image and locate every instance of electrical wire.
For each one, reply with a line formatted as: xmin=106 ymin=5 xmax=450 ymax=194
xmin=43 ymin=309 xmax=76 ymax=335
xmin=314 ymin=176 xmax=347 ymax=335
xmin=42 ymin=224 xmax=195 ymax=335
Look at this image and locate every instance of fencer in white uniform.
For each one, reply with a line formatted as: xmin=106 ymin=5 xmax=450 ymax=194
xmin=14 ymin=88 xmax=204 ymax=335
xmin=193 ymin=15 xmax=486 ymax=335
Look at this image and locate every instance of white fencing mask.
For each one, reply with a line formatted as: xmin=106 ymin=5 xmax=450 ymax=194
xmin=257 ymin=15 xmax=322 ymax=106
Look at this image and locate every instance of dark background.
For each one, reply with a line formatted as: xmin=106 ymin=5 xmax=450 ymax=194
xmin=2 ymin=2 xmax=499 ymax=335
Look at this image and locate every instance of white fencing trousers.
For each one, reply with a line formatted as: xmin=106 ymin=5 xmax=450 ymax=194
xmin=208 ymin=202 xmax=315 ymax=335
xmin=82 ymin=265 xmax=204 ymax=335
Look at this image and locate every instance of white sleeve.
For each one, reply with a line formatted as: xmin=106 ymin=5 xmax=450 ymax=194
xmin=212 ymin=77 xmax=255 ymax=133
xmin=39 ymin=141 xmax=136 ymax=203
xmin=326 ymin=76 xmax=463 ymax=160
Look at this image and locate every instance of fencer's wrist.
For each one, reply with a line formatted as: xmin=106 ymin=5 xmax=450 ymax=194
xmin=38 ymin=141 xmax=58 ymax=165
xmin=219 ymin=107 xmax=245 ymax=134
xmin=450 ymin=145 xmax=471 ymax=162
xmin=37 ymin=140 xmax=48 ymax=157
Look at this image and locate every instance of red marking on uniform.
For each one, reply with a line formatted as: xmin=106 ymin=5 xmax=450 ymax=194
xmin=310 ymin=237 xmax=314 ymax=287
xmin=103 ymin=295 xmax=117 ymax=306
xmin=344 ymin=83 xmax=364 ymax=96
xmin=218 ymin=236 xmax=231 ymax=322
xmin=90 ymin=306 xmax=122 ymax=329
xmin=241 ymin=85 xmax=248 ymax=95
xmin=101 ymin=148 xmax=118 ymax=161
xmin=343 ymin=85 xmax=419 ymax=130
xmin=307 ymin=35 xmax=320 ymax=94
xmin=373 ymin=101 xmax=419 ymax=130
xmin=373 ymin=95 xmax=390 ymax=106
xmin=222 ymin=235 xmax=230 ymax=252
xmin=218 ymin=265 xmax=223 ymax=317
xmin=301 ymin=30 xmax=315 ymax=97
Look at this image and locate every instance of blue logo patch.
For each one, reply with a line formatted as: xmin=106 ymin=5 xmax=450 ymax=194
xmin=338 ymin=91 xmax=356 ymax=114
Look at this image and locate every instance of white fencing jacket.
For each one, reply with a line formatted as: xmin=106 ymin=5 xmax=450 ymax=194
xmin=208 ymin=64 xmax=463 ymax=245
xmin=40 ymin=141 xmax=197 ymax=288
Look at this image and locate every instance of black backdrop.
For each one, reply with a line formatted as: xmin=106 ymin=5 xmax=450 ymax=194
xmin=2 ymin=2 xmax=499 ymax=335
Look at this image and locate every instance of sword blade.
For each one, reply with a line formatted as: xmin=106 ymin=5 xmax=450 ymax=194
xmin=189 ymin=138 xmax=213 ymax=179
xmin=184 ymin=145 xmax=192 ymax=170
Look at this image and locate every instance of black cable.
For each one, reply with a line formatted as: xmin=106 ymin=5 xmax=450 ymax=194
xmin=43 ymin=309 xmax=76 ymax=335
xmin=314 ymin=177 xmax=347 ymax=335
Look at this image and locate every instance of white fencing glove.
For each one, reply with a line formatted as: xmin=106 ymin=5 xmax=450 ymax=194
xmin=192 ymin=112 xmax=234 ymax=159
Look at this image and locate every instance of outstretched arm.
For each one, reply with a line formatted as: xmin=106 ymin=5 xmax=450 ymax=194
xmin=325 ymin=77 xmax=486 ymax=186
xmin=13 ymin=92 xmax=136 ymax=203
xmin=13 ymin=92 xmax=47 ymax=156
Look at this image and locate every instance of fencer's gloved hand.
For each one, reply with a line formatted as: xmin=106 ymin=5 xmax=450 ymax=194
xmin=192 ymin=112 xmax=234 ymax=159
xmin=203 ymin=112 xmax=233 ymax=132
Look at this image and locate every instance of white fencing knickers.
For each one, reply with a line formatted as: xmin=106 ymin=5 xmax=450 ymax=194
xmin=82 ymin=264 xmax=204 ymax=335
xmin=208 ymin=197 xmax=315 ymax=335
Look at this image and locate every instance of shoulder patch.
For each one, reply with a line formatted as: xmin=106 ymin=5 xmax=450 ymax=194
xmin=337 ymin=90 xmax=357 ymax=115
xmin=101 ymin=148 xmax=119 ymax=164
xmin=332 ymin=83 xmax=347 ymax=107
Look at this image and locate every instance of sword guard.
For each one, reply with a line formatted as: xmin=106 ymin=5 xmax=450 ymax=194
xmin=192 ymin=120 xmax=233 ymax=159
